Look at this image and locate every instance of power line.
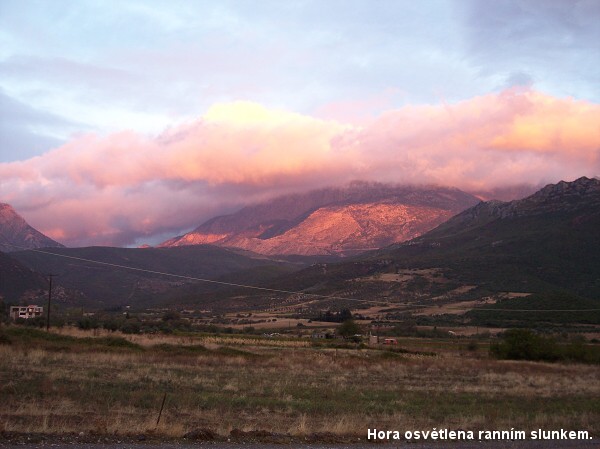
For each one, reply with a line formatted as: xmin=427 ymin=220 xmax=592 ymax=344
xmin=419 ymin=306 xmax=600 ymax=312
xmin=379 ymin=304 xmax=600 ymax=312
xmin=0 ymin=241 xmax=388 ymax=305
xmin=2 ymin=238 xmax=600 ymax=312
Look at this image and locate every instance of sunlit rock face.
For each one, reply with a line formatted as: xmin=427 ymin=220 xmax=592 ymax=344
xmin=160 ymin=182 xmax=480 ymax=256
xmin=0 ymin=203 xmax=65 ymax=252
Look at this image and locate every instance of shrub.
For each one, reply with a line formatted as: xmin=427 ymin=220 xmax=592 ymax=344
xmin=337 ymin=319 xmax=362 ymax=338
xmin=77 ymin=317 xmax=100 ymax=330
xmin=120 ymin=321 xmax=141 ymax=334
xmin=162 ymin=311 xmax=181 ymax=322
xmin=490 ymin=329 xmax=600 ymax=364
xmin=466 ymin=341 xmax=479 ymax=352
xmin=490 ymin=329 xmax=559 ymax=362
xmin=16 ymin=316 xmax=45 ymax=328
xmin=103 ymin=319 xmax=121 ymax=332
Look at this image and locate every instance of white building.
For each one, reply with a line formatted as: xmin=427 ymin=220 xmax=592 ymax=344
xmin=10 ymin=305 xmax=44 ymax=320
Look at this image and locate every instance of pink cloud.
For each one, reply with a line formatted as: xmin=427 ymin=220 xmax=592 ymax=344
xmin=338 ymin=88 xmax=600 ymax=190
xmin=1 ymin=89 xmax=598 ymax=247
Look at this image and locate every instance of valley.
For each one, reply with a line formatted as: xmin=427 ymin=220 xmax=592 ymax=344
xmin=3 ymin=2 xmax=599 ymax=445
xmin=2 ymin=178 xmax=600 ymax=338
xmin=1 ymin=178 xmax=600 ymax=446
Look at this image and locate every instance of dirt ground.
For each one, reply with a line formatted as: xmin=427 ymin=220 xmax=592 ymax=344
xmin=0 ymin=436 xmax=597 ymax=449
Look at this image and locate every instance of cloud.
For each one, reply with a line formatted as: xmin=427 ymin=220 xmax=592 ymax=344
xmin=345 ymin=88 xmax=600 ymax=189
xmin=0 ymin=90 xmax=84 ymax=162
xmin=1 ymin=89 xmax=598 ymax=247
xmin=461 ymin=0 xmax=600 ymax=99
xmin=2 ymin=0 xmax=599 ymax=169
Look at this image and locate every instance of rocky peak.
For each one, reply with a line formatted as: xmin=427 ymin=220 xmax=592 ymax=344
xmin=531 ymin=176 xmax=600 ymax=201
xmin=512 ymin=177 xmax=600 ymax=215
xmin=429 ymin=177 xmax=600 ymax=234
xmin=0 ymin=202 xmax=65 ymax=252
xmin=486 ymin=177 xmax=600 ymax=218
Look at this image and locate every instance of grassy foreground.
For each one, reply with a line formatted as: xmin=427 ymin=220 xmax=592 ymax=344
xmin=0 ymin=327 xmax=599 ymax=439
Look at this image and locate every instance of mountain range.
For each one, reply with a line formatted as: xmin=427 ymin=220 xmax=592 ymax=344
xmin=266 ymin=176 xmax=600 ymax=307
xmin=392 ymin=176 xmax=600 ymax=297
xmin=2 ymin=178 xmax=599 ymax=316
xmin=160 ymin=182 xmax=481 ymax=256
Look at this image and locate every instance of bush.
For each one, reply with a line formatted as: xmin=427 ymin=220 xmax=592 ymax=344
xmin=490 ymin=329 xmax=559 ymax=362
xmin=162 ymin=311 xmax=181 ymax=322
xmin=490 ymin=329 xmax=600 ymax=364
xmin=466 ymin=341 xmax=479 ymax=352
xmin=103 ymin=319 xmax=121 ymax=332
xmin=16 ymin=316 xmax=46 ymax=328
xmin=77 ymin=317 xmax=100 ymax=330
xmin=337 ymin=319 xmax=362 ymax=338
xmin=120 ymin=321 xmax=141 ymax=334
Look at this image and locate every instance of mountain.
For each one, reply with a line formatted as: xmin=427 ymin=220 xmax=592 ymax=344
xmin=245 ymin=177 xmax=600 ymax=315
xmin=388 ymin=176 xmax=600 ymax=324
xmin=382 ymin=176 xmax=600 ymax=295
xmin=11 ymin=245 xmax=301 ymax=308
xmin=160 ymin=182 xmax=480 ymax=256
xmin=0 ymin=203 xmax=64 ymax=252
xmin=9 ymin=178 xmax=597 ymax=317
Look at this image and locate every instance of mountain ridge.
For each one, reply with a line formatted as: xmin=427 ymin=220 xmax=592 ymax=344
xmin=160 ymin=182 xmax=481 ymax=256
xmin=416 ymin=176 xmax=600 ymax=239
xmin=5 ymin=178 xmax=598 ymax=314
xmin=370 ymin=176 xmax=600 ymax=298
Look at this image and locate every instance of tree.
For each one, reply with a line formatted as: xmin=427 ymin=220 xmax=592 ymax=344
xmin=337 ymin=319 xmax=362 ymax=338
xmin=338 ymin=308 xmax=353 ymax=322
xmin=162 ymin=311 xmax=181 ymax=322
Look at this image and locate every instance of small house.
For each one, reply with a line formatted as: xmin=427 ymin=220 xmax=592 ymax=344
xmin=10 ymin=305 xmax=43 ymax=320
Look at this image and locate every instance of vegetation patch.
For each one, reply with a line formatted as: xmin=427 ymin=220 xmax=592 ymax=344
xmin=491 ymin=329 xmax=600 ymax=364
xmin=469 ymin=291 xmax=600 ymax=327
xmin=3 ymin=327 xmax=143 ymax=353
xmin=152 ymin=343 xmax=210 ymax=355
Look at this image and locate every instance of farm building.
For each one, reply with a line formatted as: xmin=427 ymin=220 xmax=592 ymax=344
xmin=10 ymin=305 xmax=43 ymax=320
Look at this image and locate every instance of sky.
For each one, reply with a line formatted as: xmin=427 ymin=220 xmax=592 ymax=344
xmin=0 ymin=0 xmax=599 ymax=247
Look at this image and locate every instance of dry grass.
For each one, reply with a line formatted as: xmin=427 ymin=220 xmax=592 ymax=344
xmin=0 ymin=329 xmax=598 ymax=439
xmin=51 ymin=326 xmax=311 ymax=347
xmin=416 ymin=298 xmax=495 ymax=316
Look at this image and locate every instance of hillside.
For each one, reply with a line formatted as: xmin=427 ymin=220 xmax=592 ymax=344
xmin=379 ymin=176 xmax=600 ymax=296
xmin=160 ymin=182 xmax=480 ymax=256
xmin=11 ymin=245 xmax=301 ymax=308
xmin=0 ymin=203 xmax=64 ymax=252
xmin=0 ymin=251 xmax=47 ymax=303
xmin=221 ymin=177 xmax=600 ymax=316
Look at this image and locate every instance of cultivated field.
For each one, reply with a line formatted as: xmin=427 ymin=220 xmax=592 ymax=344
xmin=0 ymin=326 xmax=599 ymax=440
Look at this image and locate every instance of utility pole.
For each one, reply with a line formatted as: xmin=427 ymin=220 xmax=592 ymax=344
xmin=46 ymin=274 xmax=57 ymax=332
